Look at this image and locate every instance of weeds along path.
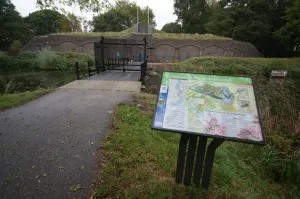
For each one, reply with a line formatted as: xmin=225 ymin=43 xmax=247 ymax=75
xmin=0 ymin=89 xmax=133 ymax=199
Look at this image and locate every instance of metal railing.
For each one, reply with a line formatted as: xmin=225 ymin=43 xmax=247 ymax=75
xmin=140 ymin=59 xmax=148 ymax=82
xmin=75 ymin=61 xmax=100 ymax=80
xmin=75 ymin=59 xmax=147 ymax=82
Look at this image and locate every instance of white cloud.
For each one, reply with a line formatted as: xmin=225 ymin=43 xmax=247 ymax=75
xmin=11 ymin=0 xmax=177 ymax=29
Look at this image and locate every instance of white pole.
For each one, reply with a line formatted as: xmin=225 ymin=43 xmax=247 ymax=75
xmin=148 ymin=6 xmax=150 ymax=34
xmin=137 ymin=8 xmax=139 ymax=33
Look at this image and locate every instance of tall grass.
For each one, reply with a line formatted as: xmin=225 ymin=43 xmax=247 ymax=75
xmin=96 ymin=94 xmax=300 ymax=198
xmin=36 ymin=49 xmax=69 ymax=70
xmin=147 ymin=57 xmax=300 ymax=189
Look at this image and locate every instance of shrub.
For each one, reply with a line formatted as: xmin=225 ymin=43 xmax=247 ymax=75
xmin=8 ymin=40 xmax=23 ymax=56
xmin=36 ymin=49 xmax=60 ymax=69
xmin=0 ymin=51 xmax=93 ymax=70
xmin=36 ymin=50 xmax=94 ymax=70
xmin=18 ymin=52 xmax=37 ymax=59
xmin=0 ymin=55 xmax=13 ymax=68
xmin=0 ymin=54 xmax=38 ymax=69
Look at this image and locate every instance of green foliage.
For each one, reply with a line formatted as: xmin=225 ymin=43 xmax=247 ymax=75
xmin=25 ymin=9 xmax=72 ymax=35
xmin=0 ymin=70 xmax=77 ymax=94
xmin=161 ymin=22 xmax=183 ymax=33
xmin=36 ymin=0 xmax=102 ymax=12
xmin=276 ymin=0 xmax=300 ymax=53
xmin=50 ymin=31 xmax=231 ymax=40
xmin=0 ymin=51 xmax=93 ymax=70
xmin=91 ymin=0 xmax=156 ymax=32
xmin=174 ymin=0 xmax=210 ymax=33
xmin=0 ymin=54 xmax=38 ymax=69
xmin=154 ymin=33 xmax=231 ymax=40
xmin=172 ymin=0 xmax=299 ymax=56
xmin=96 ymin=92 xmax=300 ymax=198
xmin=36 ymin=49 xmax=62 ymax=69
xmin=66 ymin=13 xmax=82 ymax=32
xmin=205 ymin=0 xmax=275 ymax=54
xmin=0 ymin=0 xmax=33 ymax=51
xmin=0 ymin=89 xmax=54 ymax=110
xmin=8 ymin=40 xmax=23 ymax=56
xmin=36 ymin=49 xmax=94 ymax=70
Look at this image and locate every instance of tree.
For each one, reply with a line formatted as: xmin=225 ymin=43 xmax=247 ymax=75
xmin=161 ymin=22 xmax=183 ymax=33
xmin=36 ymin=0 xmax=102 ymax=12
xmin=66 ymin=13 xmax=82 ymax=32
xmin=91 ymin=0 xmax=156 ymax=32
xmin=9 ymin=40 xmax=22 ymax=56
xmin=25 ymin=9 xmax=73 ymax=35
xmin=276 ymin=0 xmax=300 ymax=53
xmin=205 ymin=0 xmax=281 ymax=55
xmin=61 ymin=13 xmax=82 ymax=32
xmin=0 ymin=0 xmax=33 ymax=51
xmin=174 ymin=0 xmax=210 ymax=33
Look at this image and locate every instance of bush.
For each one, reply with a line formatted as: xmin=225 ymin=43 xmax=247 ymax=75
xmin=0 ymin=51 xmax=94 ymax=70
xmin=36 ymin=50 xmax=94 ymax=70
xmin=18 ymin=52 xmax=37 ymax=59
xmin=0 ymin=54 xmax=38 ymax=69
xmin=8 ymin=40 xmax=23 ymax=56
xmin=37 ymin=49 xmax=61 ymax=69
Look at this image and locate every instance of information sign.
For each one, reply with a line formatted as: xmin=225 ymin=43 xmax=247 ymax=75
xmin=153 ymin=72 xmax=265 ymax=144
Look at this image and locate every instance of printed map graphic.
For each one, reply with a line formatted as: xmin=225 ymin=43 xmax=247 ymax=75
xmin=187 ymin=82 xmax=238 ymax=115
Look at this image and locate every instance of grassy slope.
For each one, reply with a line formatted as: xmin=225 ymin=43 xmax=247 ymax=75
xmin=95 ymin=57 xmax=300 ymax=198
xmin=50 ymin=31 xmax=230 ymax=40
xmin=0 ymin=89 xmax=54 ymax=110
xmin=95 ymin=94 xmax=296 ymax=199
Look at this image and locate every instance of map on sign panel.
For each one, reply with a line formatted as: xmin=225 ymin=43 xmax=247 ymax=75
xmin=152 ymin=72 xmax=265 ymax=144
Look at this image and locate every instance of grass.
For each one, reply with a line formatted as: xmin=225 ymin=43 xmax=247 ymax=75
xmin=50 ymin=29 xmax=231 ymax=40
xmin=95 ymin=57 xmax=300 ymax=198
xmin=51 ymin=31 xmax=132 ymax=38
xmin=0 ymin=89 xmax=54 ymax=110
xmin=94 ymin=93 xmax=298 ymax=198
xmin=153 ymin=33 xmax=231 ymax=40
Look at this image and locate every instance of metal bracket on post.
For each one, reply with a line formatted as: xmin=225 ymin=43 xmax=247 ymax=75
xmin=175 ymin=135 xmax=224 ymax=189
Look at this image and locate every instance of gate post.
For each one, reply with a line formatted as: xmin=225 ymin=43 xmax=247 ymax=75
xmin=143 ymin=36 xmax=147 ymax=61
xmin=101 ymin=36 xmax=105 ymax=72
xmin=88 ymin=61 xmax=91 ymax=76
xmin=75 ymin=62 xmax=80 ymax=80
xmin=96 ymin=60 xmax=99 ymax=73
xmin=122 ymin=59 xmax=125 ymax=72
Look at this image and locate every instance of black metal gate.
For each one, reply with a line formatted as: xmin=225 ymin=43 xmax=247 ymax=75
xmin=93 ymin=36 xmax=148 ymax=81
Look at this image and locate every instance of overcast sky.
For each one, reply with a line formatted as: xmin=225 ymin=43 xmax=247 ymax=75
xmin=10 ymin=0 xmax=177 ymax=30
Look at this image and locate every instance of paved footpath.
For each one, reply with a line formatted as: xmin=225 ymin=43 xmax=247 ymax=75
xmin=0 ymin=89 xmax=132 ymax=199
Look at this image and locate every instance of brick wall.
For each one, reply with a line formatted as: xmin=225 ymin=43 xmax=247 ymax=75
xmin=22 ymin=34 xmax=262 ymax=61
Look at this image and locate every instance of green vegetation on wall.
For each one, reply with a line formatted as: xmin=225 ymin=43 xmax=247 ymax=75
xmin=0 ymin=51 xmax=93 ymax=70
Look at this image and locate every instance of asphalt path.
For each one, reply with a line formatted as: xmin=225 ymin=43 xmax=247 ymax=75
xmin=0 ymin=89 xmax=132 ymax=199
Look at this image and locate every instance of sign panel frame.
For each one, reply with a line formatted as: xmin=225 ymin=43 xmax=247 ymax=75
xmin=152 ymin=71 xmax=266 ymax=145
